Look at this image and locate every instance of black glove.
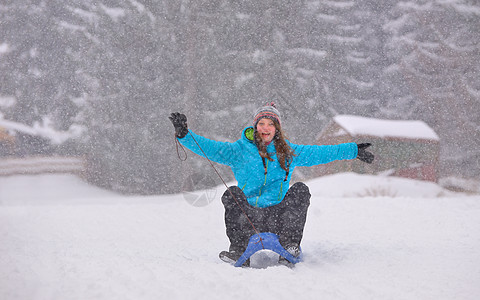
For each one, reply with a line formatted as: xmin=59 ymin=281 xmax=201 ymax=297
xmin=357 ymin=143 xmax=374 ymax=164
xmin=169 ymin=112 xmax=188 ymax=139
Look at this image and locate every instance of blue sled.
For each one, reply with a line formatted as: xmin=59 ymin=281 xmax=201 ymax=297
xmin=234 ymin=232 xmax=302 ymax=267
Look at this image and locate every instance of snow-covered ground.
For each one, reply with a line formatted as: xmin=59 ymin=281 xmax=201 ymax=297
xmin=1 ymin=173 xmax=479 ymax=300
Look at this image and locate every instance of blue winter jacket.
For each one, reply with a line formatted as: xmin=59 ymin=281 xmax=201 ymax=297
xmin=179 ymin=127 xmax=358 ymax=208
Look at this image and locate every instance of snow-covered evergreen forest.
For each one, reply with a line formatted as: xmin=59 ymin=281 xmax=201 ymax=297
xmin=1 ymin=0 xmax=479 ymax=194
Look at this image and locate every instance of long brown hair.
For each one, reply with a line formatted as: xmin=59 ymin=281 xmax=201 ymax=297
xmin=254 ymin=121 xmax=296 ymax=172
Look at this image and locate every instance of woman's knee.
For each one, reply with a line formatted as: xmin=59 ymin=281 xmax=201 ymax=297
xmin=287 ymin=182 xmax=311 ymax=207
xmin=291 ymin=182 xmax=310 ymax=197
xmin=291 ymin=182 xmax=309 ymax=193
xmin=221 ymin=186 xmax=244 ymax=206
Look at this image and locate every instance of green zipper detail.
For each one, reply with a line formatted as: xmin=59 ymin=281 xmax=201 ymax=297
xmin=255 ymin=160 xmax=269 ymax=207
xmin=241 ymin=182 xmax=247 ymax=191
xmin=278 ymin=181 xmax=284 ymax=202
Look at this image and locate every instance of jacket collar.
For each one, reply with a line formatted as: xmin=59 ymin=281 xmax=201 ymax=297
xmin=242 ymin=127 xmax=255 ymax=143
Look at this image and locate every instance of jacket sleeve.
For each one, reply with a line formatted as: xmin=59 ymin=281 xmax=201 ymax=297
xmin=292 ymin=142 xmax=358 ymax=167
xmin=178 ymin=130 xmax=241 ymax=166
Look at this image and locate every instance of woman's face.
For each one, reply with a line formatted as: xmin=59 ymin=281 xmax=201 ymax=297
xmin=256 ymin=118 xmax=276 ymax=144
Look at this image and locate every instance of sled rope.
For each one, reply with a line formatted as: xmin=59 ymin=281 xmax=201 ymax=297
xmin=174 ymin=134 xmax=188 ymax=161
xmin=184 ymin=132 xmax=265 ymax=248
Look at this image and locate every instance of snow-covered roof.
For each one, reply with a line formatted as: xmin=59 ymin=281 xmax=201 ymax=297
xmin=333 ymin=115 xmax=439 ymax=141
xmin=0 ymin=118 xmax=84 ymax=144
xmin=0 ymin=119 xmax=37 ymax=136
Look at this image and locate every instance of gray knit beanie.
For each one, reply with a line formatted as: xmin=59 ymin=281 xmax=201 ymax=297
xmin=253 ymin=102 xmax=281 ymax=127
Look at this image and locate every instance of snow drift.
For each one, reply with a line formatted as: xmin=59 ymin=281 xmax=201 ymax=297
xmin=1 ymin=173 xmax=479 ymax=300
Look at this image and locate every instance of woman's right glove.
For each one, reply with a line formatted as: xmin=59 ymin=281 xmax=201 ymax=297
xmin=169 ymin=112 xmax=188 ymax=138
xmin=357 ymin=143 xmax=374 ymax=163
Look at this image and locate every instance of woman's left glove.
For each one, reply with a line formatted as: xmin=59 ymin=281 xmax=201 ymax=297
xmin=169 ymin=112 xmax=188 ymax=138
xmin=357 ymin=143 xmax=374 ymax=163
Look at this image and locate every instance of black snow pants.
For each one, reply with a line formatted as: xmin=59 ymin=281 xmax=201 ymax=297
xmin=221 ymin=182 xmax=311 ymax=251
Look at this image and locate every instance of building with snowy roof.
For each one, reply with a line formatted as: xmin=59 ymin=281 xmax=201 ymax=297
xmin=0 ymin=119 xmax=52 ymax=156
xmin=0 ymin=119 xmax=85 ymax=176
xmin=0 ymin=125 xmax=15 ymax=156
xmin=0 ymin=117 xmax=83 ymax=156
xmin=314 ymin=115 xmax=440 ymax=182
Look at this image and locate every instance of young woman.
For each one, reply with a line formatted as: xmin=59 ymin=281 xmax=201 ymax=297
xmin=169 ymin=103 xmax=373 ymax=266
